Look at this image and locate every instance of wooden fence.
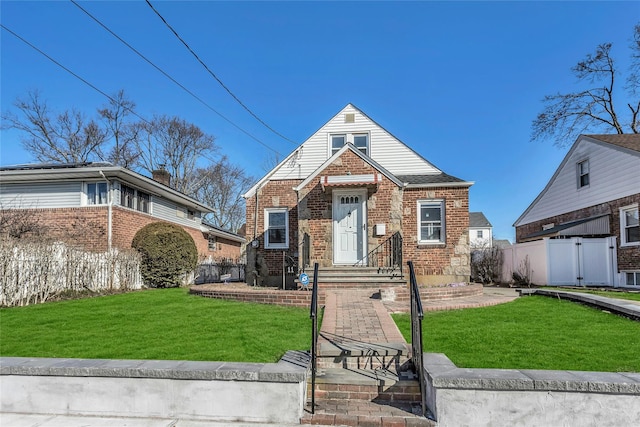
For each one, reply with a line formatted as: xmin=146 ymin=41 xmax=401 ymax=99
xmin=0 ymin=241 xmax=142 ymax=307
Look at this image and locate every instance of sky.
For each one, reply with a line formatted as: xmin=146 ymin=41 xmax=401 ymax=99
xmin=1 ymin=1 xmax=639 ymax=241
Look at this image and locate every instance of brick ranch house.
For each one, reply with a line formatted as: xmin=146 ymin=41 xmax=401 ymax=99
xmin=0 ymin=163 xmax=244 ymax=260
xmin=243 ymin=104 xmax=473 ymax=287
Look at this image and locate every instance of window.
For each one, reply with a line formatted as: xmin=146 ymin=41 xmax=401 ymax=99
xmin=620 ymin=204 xmax=639 ymax=246
xmin=331 ymin=135 xmax=346 ymax=155
xmin=137 ymin=191 xmax=150 ymax=213
xmin=208 ymin=235 xmax=217 ymax=251
xmin=477 ymin=230 xmax=483 ymax=239
xmin=330 ymin=133 xmax=369 ymax=156
xmin=121 ymin=184 xmax=135 ymax=209
xmin=187 ymin=209 xmax=195 ymax=220
xmin=121 ymin=184 xmax=151 ymax=213
xmin=265 ymin=208 xmax=288 ymax=249
xmin=577 ymin=159 xmax=589 ymax=188
xmin=87 ymin=182 xmax=108 ymax=205
xmin=418 ymin=200 xmax=445 ymax=243
xmin=625 ymin=272 xmax=640 ymax=286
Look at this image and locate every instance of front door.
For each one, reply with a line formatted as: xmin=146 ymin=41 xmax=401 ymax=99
xmin=333 ymin=190 xmax=366 ymax=264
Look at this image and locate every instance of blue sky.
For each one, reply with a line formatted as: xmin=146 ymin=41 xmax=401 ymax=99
xmin=1 ymin=1 xmax=639 ymax=241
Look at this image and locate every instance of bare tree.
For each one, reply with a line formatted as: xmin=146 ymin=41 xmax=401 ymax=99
xmin=98 ymin=90 xmax=141 ymax=168
xmin=192 ymin=157 xmax=254 ymax=232
xmin=136 ymin=115 xmax=217 ymax=194
xmin=532 ymin=23 xmax=640 ymax=146
xmin=2 ymin=90 xmax=107 ymax=163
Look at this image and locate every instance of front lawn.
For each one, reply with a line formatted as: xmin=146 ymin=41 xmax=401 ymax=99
xmin=0 ymin=288 xmax=311 ymax=363
xmin=393 ymin=296 xmax=640 ymax=372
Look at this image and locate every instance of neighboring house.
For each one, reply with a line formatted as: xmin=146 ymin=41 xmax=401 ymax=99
xmin=0 ymin=162 xmax=244 ymax=259
xmin=243 ymin=104 xmax=473 ymax=286
xmin=513 ymin=134 xmax=640 ymax=287
xmin=469 ymin=212 xmax=493 ymax=248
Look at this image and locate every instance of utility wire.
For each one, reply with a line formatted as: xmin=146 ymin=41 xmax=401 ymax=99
xmin=69 ymin=0 xmax=282 ymax=156
xmin=1 ymin=24 xmax=257 ymax=187
xmin=145 ymin=0 xmax=298 ymax=146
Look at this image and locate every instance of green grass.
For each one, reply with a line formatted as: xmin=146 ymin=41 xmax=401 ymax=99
xmin=393 ymin=296 xmax=640 ymax=372
xmin=0 ymin=288 xmax=311 ymax=363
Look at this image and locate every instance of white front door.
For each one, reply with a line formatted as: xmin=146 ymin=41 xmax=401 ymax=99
xmin=333 ymin=190 xmax=366 ymax=264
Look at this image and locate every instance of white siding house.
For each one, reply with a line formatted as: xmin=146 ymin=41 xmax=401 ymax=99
xmin=513 ymin=134 xmax=640 ymax=287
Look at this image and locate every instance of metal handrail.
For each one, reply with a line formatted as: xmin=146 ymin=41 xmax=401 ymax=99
xmin=408 ymin=260 xmax=426 ymax=417
xmin=354 ymin=231 xmax=403 ymax=277
xmin=309 ymin=262 xmax=319 ymax=414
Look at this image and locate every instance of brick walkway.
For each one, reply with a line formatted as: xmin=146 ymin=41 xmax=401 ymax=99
xmin=302 ymin=286 xmax=519 ymax=426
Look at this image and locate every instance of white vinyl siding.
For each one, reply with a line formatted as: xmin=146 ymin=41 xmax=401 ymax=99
xmin=268 ymin=104 xmax=441 ymax=181
xmin=152 ymin=197 xmax=202 ymax=228
xmin=517 ymin=138 xmax=640 ymax=226
xmin=0 ymin=182 xmax=82 ymax=208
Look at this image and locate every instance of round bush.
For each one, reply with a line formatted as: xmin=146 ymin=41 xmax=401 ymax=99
xmin=132 ymin=222 xmax=198 ymax=288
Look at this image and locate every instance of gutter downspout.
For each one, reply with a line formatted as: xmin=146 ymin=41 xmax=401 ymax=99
xmin=99 ymin=171 xmax=112 ymax=252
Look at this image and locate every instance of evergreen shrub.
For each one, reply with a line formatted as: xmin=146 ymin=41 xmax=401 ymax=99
xmin=132 ymin=222 xmax=198 ymax=288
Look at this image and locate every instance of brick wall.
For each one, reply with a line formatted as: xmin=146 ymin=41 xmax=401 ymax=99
xmin=402 ymin=187 xmax=471 ymax=284
xmin=5 ymin=206 xmax=238 ymax=259
xmin=7 ymin=207 xmax=109 ymax=251
xmin=515 ymin=194 xmax=640 ymax=271
xmin=245 ymin=179 xmax=302 ymax=282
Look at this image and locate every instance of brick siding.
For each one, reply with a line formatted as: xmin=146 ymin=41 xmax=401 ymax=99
xmin=246 ymin=149 xmax=471 ymax=284
xmin=7 ymin=206 xmax=240 ymax=259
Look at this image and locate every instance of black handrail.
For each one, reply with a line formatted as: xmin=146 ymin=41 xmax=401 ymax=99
xmin=354 ymin=231 xmax=403 ymax=277
xmin=309 ymin=262 xmax=319 ymax=414
xmin=408 ymin=260 xmax=426 ymax=417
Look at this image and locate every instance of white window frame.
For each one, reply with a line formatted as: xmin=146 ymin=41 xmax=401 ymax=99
xmin=623 ymin=271 xmax=640 ymax=286
xmin=86 ymin=182 xmax=108 ymax=206
xmin=577 ymin=159 xmax=590 ymax=188
xmin=620 ymin=203 xmax=639 ymax=247
xmin=329 ymin=132 xmax=370 ymax=156
xmin=264 ymin=207 xmax=289 ymax=249
xmin=417 ymin=199 xmax=445 ymax=244
xmin=477 ymin=230 xmax=483 ymax=239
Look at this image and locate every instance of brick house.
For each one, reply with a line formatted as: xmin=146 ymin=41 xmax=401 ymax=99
xmin=243 ymin=104 xmax=473 ymax=287
xmin=0 ymin=163 xmax=244 ymax=259
xmin=513 ymin=134 xmax=640 ymax=287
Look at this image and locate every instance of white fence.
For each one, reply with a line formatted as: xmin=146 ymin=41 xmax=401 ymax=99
xmin=0 ymin=241 xmax=143 ymax=307
xmin=502 ymin=237 xmax=618 ymax=286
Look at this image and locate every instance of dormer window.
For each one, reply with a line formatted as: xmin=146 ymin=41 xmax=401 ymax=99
xmin=330 ymin=133 xmax=369 ymax=156
xmin=577 ymin=159 xmax=589 ymax=188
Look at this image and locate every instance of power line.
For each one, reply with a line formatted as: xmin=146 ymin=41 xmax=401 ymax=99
xmin=145 ymin=0 xmax=298 ymax=146
xmin=69 ymin=0 xmax=282 ymax=156
xmin=1 ymin=24 xmax=259 ymax=183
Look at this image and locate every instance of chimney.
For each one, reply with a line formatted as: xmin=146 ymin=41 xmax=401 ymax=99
xmin=152 ymin=166 xmax=171 ymax=187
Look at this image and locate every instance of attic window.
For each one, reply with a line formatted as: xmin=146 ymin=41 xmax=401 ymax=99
xmin=330 ymin=133 xmax=369 ymax=156
xmin=345 ymin=113 xmax=355 ymax=123
xmin=577 ymin=159 xmax=589 ymax=188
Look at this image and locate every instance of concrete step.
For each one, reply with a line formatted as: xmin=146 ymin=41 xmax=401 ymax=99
xmin=307 ymin=267 xmax=407 ymax=288
xmin=317 ymin=340 xmax=409 ymax=370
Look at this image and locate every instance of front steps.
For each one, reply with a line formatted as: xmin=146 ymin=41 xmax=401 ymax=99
xmin=310 ymin=266 xmax=406 ymax=288
xmin=301 ymin=367 xmax=434 ymax=426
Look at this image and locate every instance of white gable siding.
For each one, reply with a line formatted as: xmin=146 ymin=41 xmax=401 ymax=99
xmin=517 ymin=140 xmax=640 ymax=226
xmin=0 ymin=182 xmax=82 ymax=209
xmin=270 ymin=105 xmax=440 ymax=181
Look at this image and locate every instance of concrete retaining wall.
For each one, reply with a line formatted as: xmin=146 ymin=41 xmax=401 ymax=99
xmin=0 ymin=351 xmax=309 ymax=424
xmin=424 ymin=353 xmax=640 ymax=427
